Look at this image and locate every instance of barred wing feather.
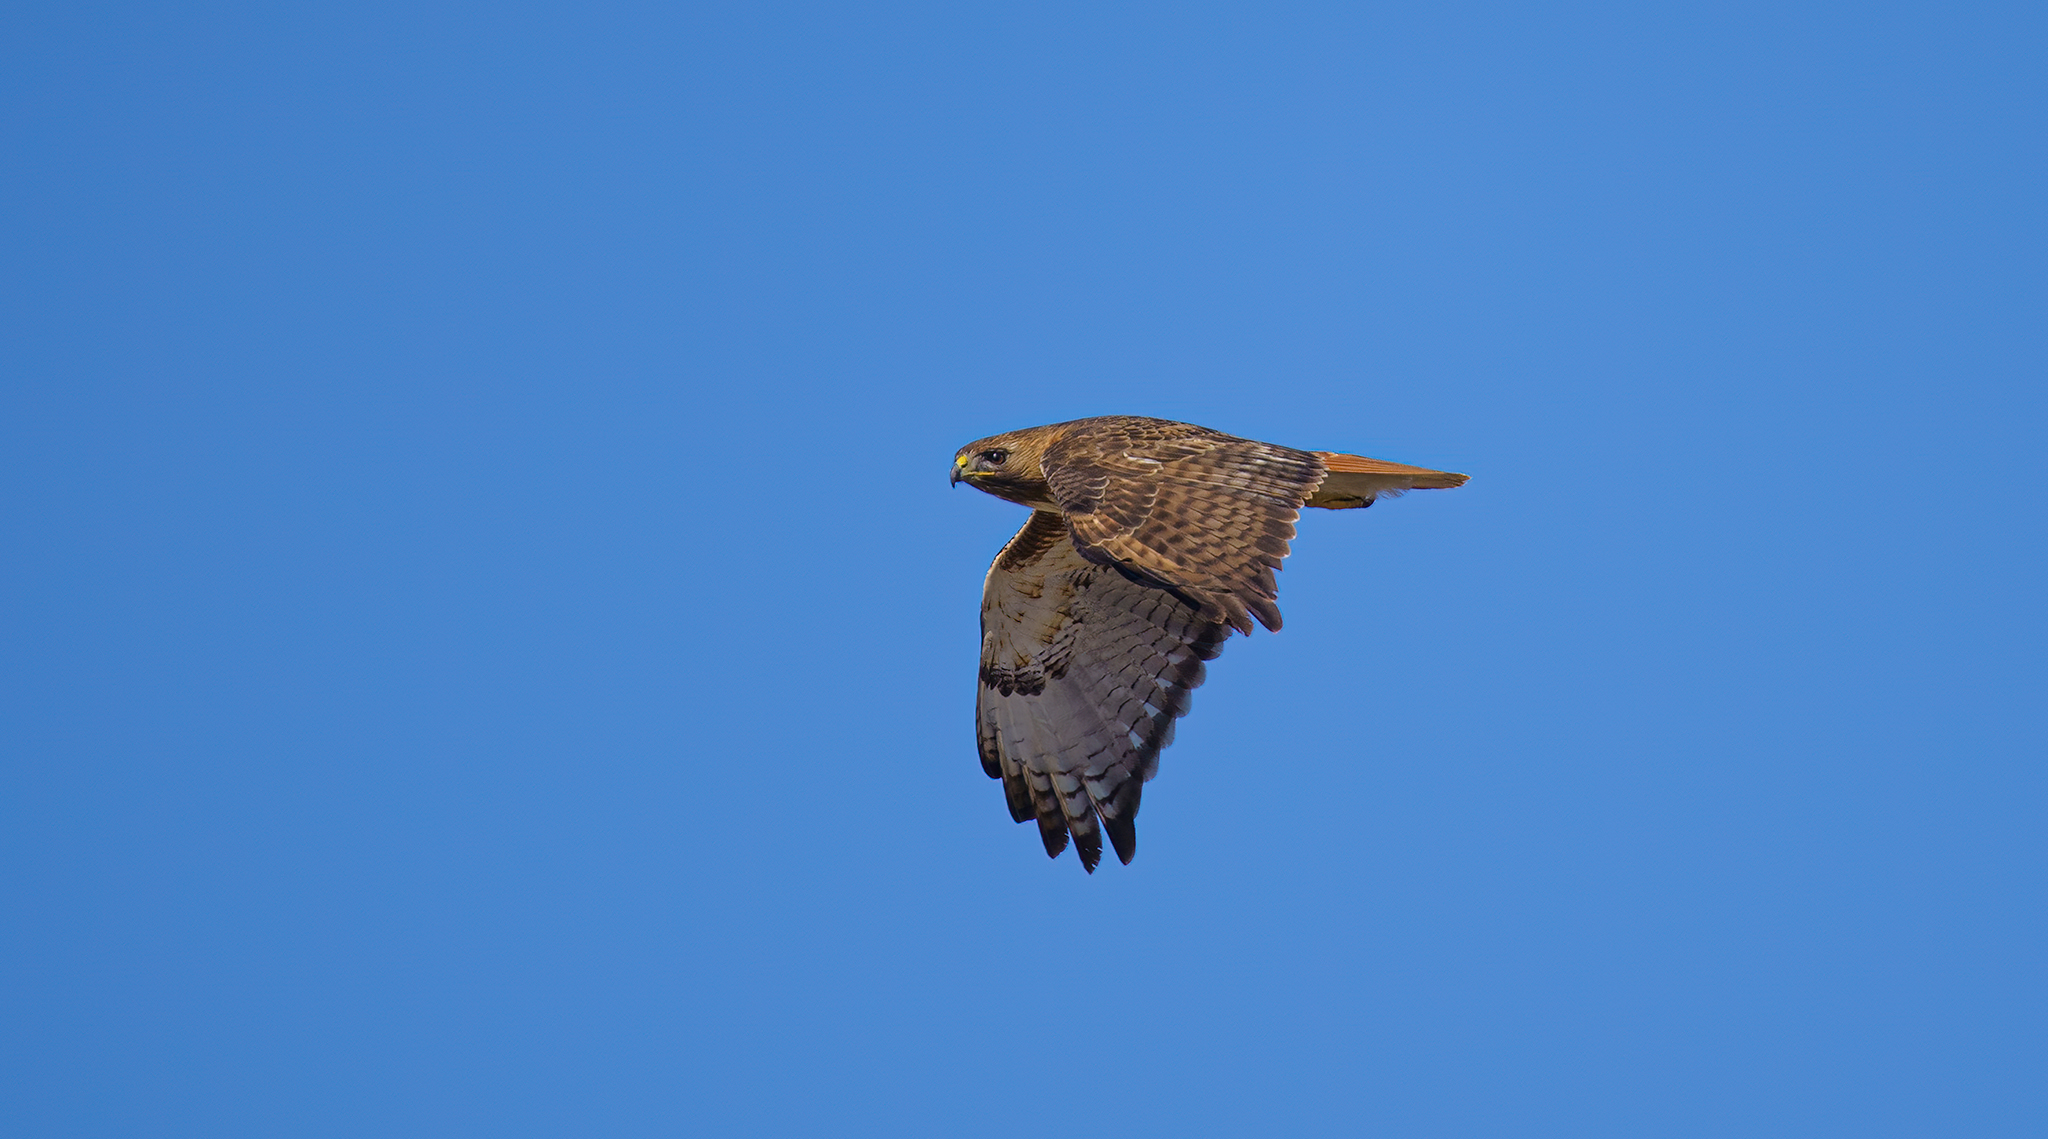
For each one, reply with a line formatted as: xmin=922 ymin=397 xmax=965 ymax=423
xmin=977 ymin=510 xmax=1231 ymax=871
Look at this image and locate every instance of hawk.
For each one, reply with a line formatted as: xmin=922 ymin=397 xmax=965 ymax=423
xmin=951 ymin=415 xmax=1467 ymax=872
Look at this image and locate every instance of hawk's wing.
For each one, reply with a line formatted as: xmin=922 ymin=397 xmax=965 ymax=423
xmin=1040 ymin=421 xmax=1328 ymax=636
xmin=978 ymin=510 xmax=1231 ymax=872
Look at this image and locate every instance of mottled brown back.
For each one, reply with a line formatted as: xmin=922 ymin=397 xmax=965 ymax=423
xmin=1040 ymin=417 xmax=1328 ymax=636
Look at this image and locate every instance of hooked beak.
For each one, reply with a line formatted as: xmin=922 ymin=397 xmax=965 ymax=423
xmin=949 ymin=455 xmax=966 ymax=486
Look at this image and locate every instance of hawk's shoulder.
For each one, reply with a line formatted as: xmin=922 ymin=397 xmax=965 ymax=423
xmin=1037 ymin=419 xmax=1327 ymax=635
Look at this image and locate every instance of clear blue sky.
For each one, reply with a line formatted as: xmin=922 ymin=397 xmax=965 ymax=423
xmin=5 ymin=1 xmax=2043 ymax=1135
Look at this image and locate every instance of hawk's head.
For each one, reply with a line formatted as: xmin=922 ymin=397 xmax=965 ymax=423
xmin=951 ymin=427 xmax=1059 ymax=509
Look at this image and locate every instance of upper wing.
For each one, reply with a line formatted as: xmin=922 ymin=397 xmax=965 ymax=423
xmin=978 ymin=510 xmax=1231 ymax=872
xmin=1040 ymin=421 xmax=1327 ymax=636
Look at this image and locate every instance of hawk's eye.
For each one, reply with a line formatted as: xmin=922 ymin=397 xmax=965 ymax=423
xmin=980 ymin=449 xmax=1008 ymax=466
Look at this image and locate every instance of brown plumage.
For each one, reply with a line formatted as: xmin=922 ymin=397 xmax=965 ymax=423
xmin=952 ymin=415 xmax=1467 ymax=872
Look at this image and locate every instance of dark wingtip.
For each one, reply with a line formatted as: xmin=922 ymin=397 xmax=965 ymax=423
xmin=1074 ymin=825 xmax=1103 ymax=873
xmin=1037 ymin=814 xmax=1069 ymax=859
xmin=1002 ymin=771 xmax=1035 ymax=822
xmin=1006 ymin=793 xmax=1035 ymax=823
xmin=1105 ymin=783 xmax=1142 ymax=865
xmin=1105 ymin=815 xmax=1137 ymax=865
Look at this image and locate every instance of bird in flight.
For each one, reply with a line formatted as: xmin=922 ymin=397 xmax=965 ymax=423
xmin=952 ymin=415 xmax=1466 ymax=872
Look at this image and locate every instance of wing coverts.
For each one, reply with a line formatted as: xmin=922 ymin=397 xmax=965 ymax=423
xmin=1042 ymin=420 xmax=1327 ymax=637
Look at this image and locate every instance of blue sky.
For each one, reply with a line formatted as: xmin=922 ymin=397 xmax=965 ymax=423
xmin=5 ymin=1 xmax=2043 ymax=1135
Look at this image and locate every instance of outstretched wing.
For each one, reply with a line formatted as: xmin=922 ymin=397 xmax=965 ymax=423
xmin=978 ymin=510 xmax=1231 ymax=872
xmin=1040 ymin=419 xmax=1328 ymax=636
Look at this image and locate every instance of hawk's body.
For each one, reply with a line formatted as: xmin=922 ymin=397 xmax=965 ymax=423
xmin=952 ymin=415 xmax=1466 ymax=872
